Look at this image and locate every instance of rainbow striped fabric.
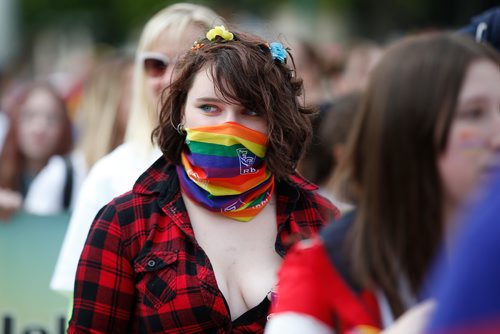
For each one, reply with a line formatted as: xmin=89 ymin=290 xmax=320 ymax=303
xmin=177 ymin=122 xmax=274 ymax=222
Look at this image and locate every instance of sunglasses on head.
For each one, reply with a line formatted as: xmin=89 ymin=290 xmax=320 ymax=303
xmin=142 ymin=52 xmax=170 ymax=78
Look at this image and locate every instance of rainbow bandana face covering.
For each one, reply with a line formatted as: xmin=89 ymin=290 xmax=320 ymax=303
xmin=177 ymin=122 xmax=275 ymax=222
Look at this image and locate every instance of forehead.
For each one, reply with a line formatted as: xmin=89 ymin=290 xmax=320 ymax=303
xmin=188 ymin=67 xmax=240 ymax=102
xmin=22 ymin=88 xmax=60 ymax=109
xmin=189 ymin=67 xmax=222 ymax=96
xmin=459 ymin=59 xmax=500 ymax=103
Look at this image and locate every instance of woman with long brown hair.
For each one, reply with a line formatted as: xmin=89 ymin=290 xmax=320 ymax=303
xmin=266 ymin=31 xmax=500 ymax=333
xmin=0 ymin=81 xmax=73 ymax=219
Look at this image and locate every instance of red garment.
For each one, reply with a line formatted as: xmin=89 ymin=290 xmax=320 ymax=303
xmin=68 ymin=157 xmax=338 ymax=333
xmin=270 ymin=236 xmax=382 ymax=333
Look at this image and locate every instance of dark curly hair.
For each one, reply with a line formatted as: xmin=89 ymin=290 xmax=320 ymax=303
xmin=153 ymin=30 xmax=316 ymax=180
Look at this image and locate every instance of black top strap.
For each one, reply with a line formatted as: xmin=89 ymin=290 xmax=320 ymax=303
xmin=62 ymin=155 xmax=73 ymax=210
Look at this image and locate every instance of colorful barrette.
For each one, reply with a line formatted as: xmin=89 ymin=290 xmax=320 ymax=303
xmin=269 ymin=42 xmax=287 ymax=63
xmin=191 ymin=40 xmax=205 ymax=51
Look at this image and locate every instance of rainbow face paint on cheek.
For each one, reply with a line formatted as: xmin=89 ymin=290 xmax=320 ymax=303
xmin=457 ymin=129 xmax=487 ymax=155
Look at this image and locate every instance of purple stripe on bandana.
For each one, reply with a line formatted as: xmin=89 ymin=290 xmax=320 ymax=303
xmin=188 ymin=151 xmax=265 ymax=170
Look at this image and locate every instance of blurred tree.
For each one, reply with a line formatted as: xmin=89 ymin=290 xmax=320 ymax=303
xmin=340 ymin=0 xmax=499 ymax=41
xmin=19 ymin=0 xmax=174 ymax=45
xmin=15 ymin=0 xmax=500 ymax=57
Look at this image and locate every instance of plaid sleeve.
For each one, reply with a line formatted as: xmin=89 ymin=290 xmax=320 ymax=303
xmin=68 ymin=202 xmax=135 ymax=333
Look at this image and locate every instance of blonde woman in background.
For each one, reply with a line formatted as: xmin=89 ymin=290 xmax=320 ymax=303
xmin=50 ymin=3 xmax=224 ymax=296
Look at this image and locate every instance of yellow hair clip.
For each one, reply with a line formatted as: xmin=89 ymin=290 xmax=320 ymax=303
xmin=206 ymin=26 xmax=234 ymax=42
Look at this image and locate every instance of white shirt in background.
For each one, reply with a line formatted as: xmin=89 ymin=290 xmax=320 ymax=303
xmin=50 ymin=142 xmax=162 ymax=293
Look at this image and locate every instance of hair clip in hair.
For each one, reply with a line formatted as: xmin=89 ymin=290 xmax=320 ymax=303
xmin=269 ymin=42 xmax=287 ymax=64
xmin=191 ymin=40 xmax=205 ymax=51
xmin=206 ymin=25 xmax=234 ymax=42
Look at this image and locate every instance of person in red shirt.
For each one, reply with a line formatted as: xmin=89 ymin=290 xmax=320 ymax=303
xmin=266 ymin=31 xmax=500 ymax=334
xmin=68 ymin=26 xmax=339 ymax=333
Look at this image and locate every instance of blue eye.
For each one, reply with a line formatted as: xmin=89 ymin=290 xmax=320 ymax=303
xmin=199 ymin=105 xmax=218 ymax=113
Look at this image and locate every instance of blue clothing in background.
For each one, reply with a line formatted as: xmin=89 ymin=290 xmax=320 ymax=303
xmin=460 ymin=6 xmax=500 ymax=51
xmin=427 ymin=171 xmax=500 ymax=334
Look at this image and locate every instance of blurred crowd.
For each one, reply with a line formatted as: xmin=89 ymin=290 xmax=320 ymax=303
xmin=0 ymin=8 xmax=384 ymax=220
xmin=0 ymin=2 xmax=499 ymax=333
xmin=0 ymin=50 xmax=133 ymax=219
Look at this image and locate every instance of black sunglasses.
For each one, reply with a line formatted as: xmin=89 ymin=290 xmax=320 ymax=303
xmin=142 ymin=52 xmax=170 ymax=78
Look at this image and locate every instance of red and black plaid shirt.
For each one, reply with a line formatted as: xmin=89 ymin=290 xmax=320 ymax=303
xmin=68 ymin=157 xmax=338 ymax=333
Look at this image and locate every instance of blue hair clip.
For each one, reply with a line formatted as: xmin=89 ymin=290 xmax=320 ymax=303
xmin=269 ymin=42 xmax=287 ymax=64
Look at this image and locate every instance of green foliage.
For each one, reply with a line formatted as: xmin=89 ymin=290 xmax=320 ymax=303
xmin=19 ymin=0 xmax=174 ymax=44
xmin=17 ymin=0 xmax=500 ymax=45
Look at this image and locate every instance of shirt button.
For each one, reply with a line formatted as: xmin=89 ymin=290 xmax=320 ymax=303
xmin=147 ymin=260 xmax=156 ymax=268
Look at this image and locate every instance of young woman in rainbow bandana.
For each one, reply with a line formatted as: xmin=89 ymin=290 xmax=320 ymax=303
xmin=68 ymin=26 xmax=339 ymax=333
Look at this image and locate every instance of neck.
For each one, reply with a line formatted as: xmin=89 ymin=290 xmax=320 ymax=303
xmin=442 ymin=197 xmax=461 ymax=252
xmin=24 ymin=158 xmax=48 ymax=177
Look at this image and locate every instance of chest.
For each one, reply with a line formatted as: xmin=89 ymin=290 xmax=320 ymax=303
xmin=184 ymin=194 xmax=282 ymax=319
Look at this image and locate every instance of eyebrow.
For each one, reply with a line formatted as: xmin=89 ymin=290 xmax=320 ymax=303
xmin=195 ymin=97 xmax=224 ymax=103
xmin=458 ymin=96 xmax=489 ymax=107
xmin=194 ymin=96 xmax=244 ymax=107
